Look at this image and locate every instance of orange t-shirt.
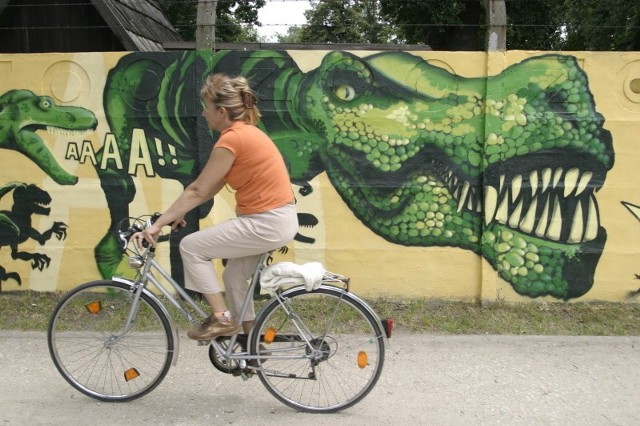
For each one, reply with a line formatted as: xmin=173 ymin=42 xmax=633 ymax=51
xmin=215 ymin=121 xmax=293 ymax=215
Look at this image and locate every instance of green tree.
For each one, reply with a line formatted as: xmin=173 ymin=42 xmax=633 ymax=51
xmin=561 ymin=0 xmax=640 ymax=50
xmin=300 ymin=0 xmax=391 ymax=43
xmin=158 ymin=0 xmax=265 ymax=42
xmin=379 ymin=0 xmax=484 ymax=50
xmin=358 ymin=0 xmax=392 ymax=43
xmin=276 ymin=26 xmax=305 ymax=43
xmin=505 ymin=0 xmax=640 ymax=51
xmin=505 ymin=0 xmax=565 ymax=50
xmin=158 ymin=0 xmax=196 ymax=40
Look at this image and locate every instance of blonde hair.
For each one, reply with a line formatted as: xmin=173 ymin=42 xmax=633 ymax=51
xmin=200 ymin=73 xmax=261 ymax=125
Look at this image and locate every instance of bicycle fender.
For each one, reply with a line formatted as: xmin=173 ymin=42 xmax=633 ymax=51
xmin=276 ymin=284 xmax=388 ymax=343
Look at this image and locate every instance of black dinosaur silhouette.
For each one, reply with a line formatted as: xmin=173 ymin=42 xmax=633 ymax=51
xmin=0 ymin=182 xmax=67 ymax=291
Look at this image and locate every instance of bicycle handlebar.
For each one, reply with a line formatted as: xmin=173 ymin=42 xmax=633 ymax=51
xmin=117 ymin=212 xmax=168 ymax=250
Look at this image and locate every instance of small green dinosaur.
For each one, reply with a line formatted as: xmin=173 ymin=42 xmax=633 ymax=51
xmin=0 ymin=89 xmax=98 ymax=185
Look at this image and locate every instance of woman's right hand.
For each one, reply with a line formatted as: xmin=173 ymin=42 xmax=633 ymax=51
xmin=133 ymin=224 xmax=162 ymax=249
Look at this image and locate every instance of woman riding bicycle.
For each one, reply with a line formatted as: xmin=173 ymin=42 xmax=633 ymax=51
xmin=134 ymin=73 xmax=297 ymax=340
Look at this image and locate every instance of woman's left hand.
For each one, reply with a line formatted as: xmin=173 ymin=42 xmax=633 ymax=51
xmin=170 ymin=218 xmax=186 ymax=231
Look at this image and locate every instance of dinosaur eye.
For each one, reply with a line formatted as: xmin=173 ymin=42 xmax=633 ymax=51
xmin=334 ymin=84 xmax=356 ymax=101
xmin=40 ymin=99 xmax=51 ymax=109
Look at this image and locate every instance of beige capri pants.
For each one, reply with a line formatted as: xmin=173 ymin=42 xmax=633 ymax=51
xmin=179 ymin=202 xmax=298 ymax=322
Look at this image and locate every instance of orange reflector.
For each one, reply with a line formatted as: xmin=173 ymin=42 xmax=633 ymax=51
xmin=85 ymin=301 xmax=102 ymax=314
xmin=264 ymin=327 xmax=277 ymax=344
xmin=124 ymin=368 xmax=140 ymax=382
xmin=357 ymin=351 xmax=368 ymax=369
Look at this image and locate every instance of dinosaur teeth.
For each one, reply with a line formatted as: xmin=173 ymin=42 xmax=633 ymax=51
xmin=484 ymin=186 xmax=498 ymax=226
xmin=563 ymin=168 xmax=579 ymax=197
xmin=46 ymin=126 xmax=92 ymax=137
xmin=541 ymin=168 xmax=552 ymax=192
xmin=478 ymin=167 xmax=600 ymax=243
xmin=584 ymin=195 xmax=599 ymax=240
xmin=519 ymin=197 xmax=537 ymax=234
xmin=546 ymin=196 xmax=562 ymax=241
xmin=508 ymin=198 xmax=523 ymax=229
xmin=457 ymin=182 xmax=470 ymax=213
xmin=568 ymin=201 xmax=584 ymax=243
xmin=576 ymin=171 xmax=592 ymax=196
xmin=535 ymin=195 xmax=550 ymax=238
xmin=495 ymin=192 xmax=509 ymax=223
xmin=510 ymin=175 xmax=522 ymax=201
xmin=529 ymin=170 xmax=538 ymax=197
xmin=552 ymin=167 xmax=563 ymax=188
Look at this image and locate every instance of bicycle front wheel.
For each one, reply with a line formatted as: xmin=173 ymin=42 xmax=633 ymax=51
xmin=47 ymin=280 xmax=174 ymax=402
xmin=250 ymin=286 xmax=385 ymax=413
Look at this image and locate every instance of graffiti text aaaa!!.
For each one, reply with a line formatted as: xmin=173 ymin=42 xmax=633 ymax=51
xmin=64 ymin=128 xmax=178 ymax=176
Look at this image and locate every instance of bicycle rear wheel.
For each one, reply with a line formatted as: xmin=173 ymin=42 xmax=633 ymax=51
xmin=47 ymin=280 xmax=174 ymax=402
xmin=250 ymin=286 xmax=385 ymax=413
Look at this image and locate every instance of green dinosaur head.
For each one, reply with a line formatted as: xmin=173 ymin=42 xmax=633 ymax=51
xmin=0 ymin=89 xmax=98 ymax=185
xmin=298 ymin=51 xmax=614 ymax=299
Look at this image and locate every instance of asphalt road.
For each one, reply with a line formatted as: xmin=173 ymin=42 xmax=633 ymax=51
xmin=1 ymin=331 xmax=638 ymax=425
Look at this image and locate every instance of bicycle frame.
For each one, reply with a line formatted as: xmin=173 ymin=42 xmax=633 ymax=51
xmin=112 ymin=245 xmax=274 ymax=367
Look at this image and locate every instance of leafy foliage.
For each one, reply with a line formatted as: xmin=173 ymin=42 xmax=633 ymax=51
xmin=300 ymin=0 xmax=390 ymax=43
xmin=157 ymin=0 xmax=265 ymax=42
xmin=562 ymin=0 xmax=640 ymax=51
xmin=276 ymin=26 xmax=305 ymax=43
xmin=379 ymin=0 xmax=484 ymax=50
xmin=158 ymin=0 xmax=640 ymax=50
xmin=506 ymin=0 xmax=640 ymax=51
xmin=505 ymin=0 xmax=564 ymax=50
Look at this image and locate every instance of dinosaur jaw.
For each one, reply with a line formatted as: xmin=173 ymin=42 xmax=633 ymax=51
xmin=17 ymin=124 xmax=95 ymax=185
xmin=460 ymin=153 xmax=608 ymax=299
xmin=327 ymin=143 xmax=609 ymax=299
xmin=32 ymin=202 xmax=51 ymax=216
xmin=426 ymin=167 xmax=605 ymax=299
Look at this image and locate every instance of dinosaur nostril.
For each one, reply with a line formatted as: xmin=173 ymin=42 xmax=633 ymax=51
xmin=66 ymin=112 xmax=76 ymax=123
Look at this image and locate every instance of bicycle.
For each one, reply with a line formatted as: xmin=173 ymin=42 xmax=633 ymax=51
xmin=47 ymin=213 xmax=392 ymax=413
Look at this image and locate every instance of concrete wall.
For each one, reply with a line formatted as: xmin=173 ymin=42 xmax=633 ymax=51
xmin=1 ymin=50 xmax=639 ymax=303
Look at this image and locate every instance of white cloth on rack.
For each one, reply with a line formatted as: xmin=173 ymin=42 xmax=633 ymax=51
xmin=260 ymin=261 xmax=326 ymax=291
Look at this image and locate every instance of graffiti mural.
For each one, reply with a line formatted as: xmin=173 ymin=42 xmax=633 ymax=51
xmin=0 ymin=50 xmax=638 ymax=302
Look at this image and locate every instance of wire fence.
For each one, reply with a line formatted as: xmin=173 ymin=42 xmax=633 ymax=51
xmin=0 ymin=1 xmax=637 ymax=43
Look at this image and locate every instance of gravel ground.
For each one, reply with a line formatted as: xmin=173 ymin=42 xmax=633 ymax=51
xmin=1 ymin=331 xmax=639 ymax=425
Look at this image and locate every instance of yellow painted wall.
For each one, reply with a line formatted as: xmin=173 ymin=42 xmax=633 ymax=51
xmin=0 ymin=50 xmax=639 ymax=303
